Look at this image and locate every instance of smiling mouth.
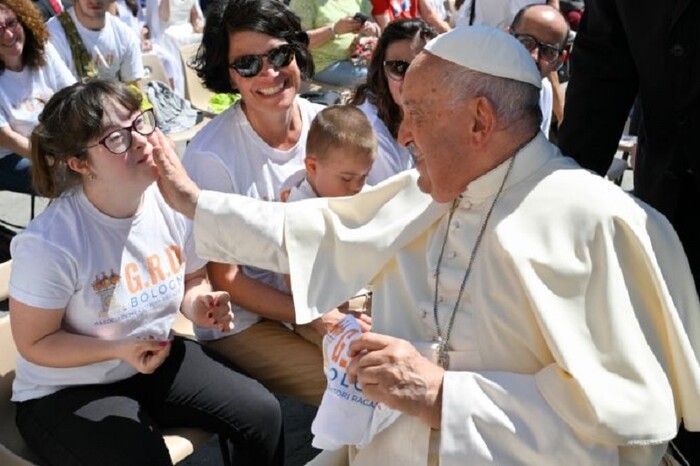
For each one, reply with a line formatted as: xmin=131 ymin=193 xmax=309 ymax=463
xmin=257 ymin=81 xmax=286 ymax=96
xmin=1 ymin=37 xmax=19 ymax=47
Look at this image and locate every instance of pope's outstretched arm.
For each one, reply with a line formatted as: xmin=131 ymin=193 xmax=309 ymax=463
xmin=152 ymin=129 xmax=290 ymax=274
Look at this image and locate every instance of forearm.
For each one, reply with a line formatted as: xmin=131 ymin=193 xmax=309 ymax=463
xmin=0 ymin=126 xmax=31 ymax=158
xmin=208 ymin=262 xmax=296 ymax=322
xmin=548 ymin=0 xmax=559 ymax=9
xmin=548 ymin=71 xmax=565 ymax=126
xmin=306 ymin=24 xmax=336 ymax=49
xmin=419 ymin=0 xmax=451 ymax=32
xmin=158 ymin=0 xmax=170 ymax=23
xmin=19 ymin=329 xmax=123 ymax=368
xmin=180 ymin=267 xmax=210 ymax=322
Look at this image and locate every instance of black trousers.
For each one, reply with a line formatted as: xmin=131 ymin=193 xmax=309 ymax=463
xmin=15 ymin=337 xmax=284 ymax=466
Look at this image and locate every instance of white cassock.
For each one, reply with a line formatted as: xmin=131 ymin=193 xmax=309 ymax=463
xmin=192 ymin=134 xmax=700 ymax=466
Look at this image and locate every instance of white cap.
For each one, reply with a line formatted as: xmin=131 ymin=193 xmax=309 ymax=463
xmin=424 ymin=25 xmax=542 ymax=89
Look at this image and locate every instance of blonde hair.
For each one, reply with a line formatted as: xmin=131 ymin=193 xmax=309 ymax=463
xmin=306 ymin=105 xmax=377 ymax=163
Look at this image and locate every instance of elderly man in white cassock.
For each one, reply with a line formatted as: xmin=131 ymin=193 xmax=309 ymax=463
xmin=152 ymin=25 xmax=700 ymax=466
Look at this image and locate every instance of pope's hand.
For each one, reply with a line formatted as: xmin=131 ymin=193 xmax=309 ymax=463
xmin=152 ymin=129 xmax=200 ymax=219
xmin=118 ymin=339 xmax=171 ymax=374
xmin=347 ymin=333 xmax=444 ymax=429
xmin=191 ymin=291 xmax=234 ymax=332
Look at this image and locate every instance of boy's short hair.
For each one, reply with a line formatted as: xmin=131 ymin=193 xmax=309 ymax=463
xmin=306 ymin=105 xmax=378 ymax=162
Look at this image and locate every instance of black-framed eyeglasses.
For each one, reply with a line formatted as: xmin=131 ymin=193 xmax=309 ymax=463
xmin=229 ymin=44 xmax=296 ymax=78
xmin=511 ymin=32 xmax=563 ymax=64
xmin=0 ymin=18 xmax=20 ymax=34
xmin=88 ymin=109 xmax=157 ymax=155
xmin=383 ymin=60 xmax=410 ymax=81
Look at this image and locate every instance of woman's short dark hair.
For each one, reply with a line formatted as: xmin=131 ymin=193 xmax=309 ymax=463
xmin=195 ymin=0 xmax=314 ymax=93
xmin=351 ymin=19 xmax=437 ymax=138
xmin=31 ymin=79 xmax=142 ymax=198
xmin=0 ymin=0 xmax=48 ymax=73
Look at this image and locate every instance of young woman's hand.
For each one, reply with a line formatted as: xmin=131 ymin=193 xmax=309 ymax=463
xmin=191 ymin=291 xmax=234 ymax=332
xmin=118 ymin=339 xmax=172 ymax=374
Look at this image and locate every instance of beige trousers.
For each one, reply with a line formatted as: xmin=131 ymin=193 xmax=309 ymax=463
xmin=204 ymin=320 xmax=325 ymax=406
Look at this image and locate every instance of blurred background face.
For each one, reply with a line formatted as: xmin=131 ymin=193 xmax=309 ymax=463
xmin=74 ymin=0 xmax=109 ymax=21
xmin=511 ymin=6 xmax=568 ymax=76
xmin=384 ymin=35 xmax=427 ymax=108
xmin=228 ymin=30 xmax=301 ymax=115
xmin=308 ymin=148 xmax=372 ymax=197
xmin=0 ymin=5 xmax=24 ymax=68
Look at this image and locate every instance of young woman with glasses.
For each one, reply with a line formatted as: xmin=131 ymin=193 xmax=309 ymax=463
xmin=351 ymin=18 xmax=436 ymax=185
xmin=182 ymin=0 xmax=349 ymax=407
xmin=8 ymin=79 xmax=284 ymax=466
xmin=0 ymin=0 xmax=75 ymax=194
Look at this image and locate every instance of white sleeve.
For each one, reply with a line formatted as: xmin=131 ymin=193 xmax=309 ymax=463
xmin=45 ymin=42 xmax=78 ymax=89
xmin=117 ymin=22 xmax=146 ymax=81
xmin=46 ymin=19 xmax=77 ymax=79
xmin=9 ymin=233 xmax=77 ymax=310
xmin=193 ymin=171 xmax=449 ymax=323
xmin=440 ymin=371 xmax=619 ymax=466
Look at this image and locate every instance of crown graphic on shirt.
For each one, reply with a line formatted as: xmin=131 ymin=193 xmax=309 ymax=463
xmin=91 ymin=269 xmax=121 ymax=293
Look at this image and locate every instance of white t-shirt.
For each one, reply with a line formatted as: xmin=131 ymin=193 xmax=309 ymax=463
xmin=182 ymin=97 xmax=324 ymax=338
xmin=0 ymin=43 xmax=76 ymax=158
xmin=358 ymin=101 xmax=414 ymax=186
xmin=146 ymin=0 xmax=202 ymax=46
xmin=539 ymin=76 xmax=553 ymax=137
xmin=47 ymin=8 xmax=145 ymax=82
xmin=9 ymin=184 xmax=205 ymax=402
xmin=455 ymin=0 xmax=546 ymax=27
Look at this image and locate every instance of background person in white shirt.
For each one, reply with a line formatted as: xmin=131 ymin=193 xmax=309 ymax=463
xmin=153 ymin=25 xmax=700 ymax=465
xmin=0 ymin=0 xmax=75 ymax=194
xmin=47 ymin=0 xmax=144 ymax=84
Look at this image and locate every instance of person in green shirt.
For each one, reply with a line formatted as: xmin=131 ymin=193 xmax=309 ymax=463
xmin=291 ymin=0 xmax=379 ymax=87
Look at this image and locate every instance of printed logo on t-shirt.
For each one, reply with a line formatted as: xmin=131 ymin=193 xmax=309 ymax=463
xmin=11 ymin=95 xmax=50 ymax=113
xmin=90 ymin=244 xmax=184 ymax=325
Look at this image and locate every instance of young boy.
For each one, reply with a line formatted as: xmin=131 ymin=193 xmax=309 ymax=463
xmin=281 ymin=104 xmax=377 ymax=340
xmin=281 ymin=104 xmax=378 ymax=201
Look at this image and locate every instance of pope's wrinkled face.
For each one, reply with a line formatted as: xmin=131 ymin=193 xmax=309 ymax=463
xmin=398 ymin=53 xmax=475 ymax=203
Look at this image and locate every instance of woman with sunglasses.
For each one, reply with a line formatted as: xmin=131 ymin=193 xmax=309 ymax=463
xmin=351 ymin=18 xmax=436 ymax=185
xmin=183 ymin=0 xmax=343 ymax=407
xmin=8 ymin=79 xmax=284 ymax=466
xmin=0 ymin=0 xmax=75 ymax=195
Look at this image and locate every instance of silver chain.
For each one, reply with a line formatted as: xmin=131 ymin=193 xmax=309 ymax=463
xmin=432 ymin=155 xmax=517 ymax=369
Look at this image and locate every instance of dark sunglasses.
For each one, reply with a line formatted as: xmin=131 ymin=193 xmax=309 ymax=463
xmin=383 ymin=60 xmax=410 ymax=81
xmin=511 ymin=32 xmax=564 ymax=64
xmin=229 ymin=44 xmax=296 ymax=78
xmin=88 ymin=109 xmax=157 ymax=155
